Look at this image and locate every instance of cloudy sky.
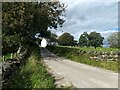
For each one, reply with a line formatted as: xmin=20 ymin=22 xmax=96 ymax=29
xmin=52 ymin=0 xmax=119 ymax=43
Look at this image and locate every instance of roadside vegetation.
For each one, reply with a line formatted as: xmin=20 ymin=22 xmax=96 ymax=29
xmin=2 ymin=2 xmax=119 ymax=88
xmin=58 ymin=45 xmax=118 ymax=52
xmin=9 ymin=47 xmax=55 ymax=88
xmin=2 ymin=2 xmax=66 ymax=89
xmin=47 ymin=46 xmax=118 ymax=72
xmin=1 ymin=53 xmax=11 ymax=61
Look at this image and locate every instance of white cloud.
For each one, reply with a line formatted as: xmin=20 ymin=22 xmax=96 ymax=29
xmin=55 ymin=1 xmax=118 ymax=41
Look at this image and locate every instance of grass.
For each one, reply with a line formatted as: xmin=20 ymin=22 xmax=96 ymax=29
xmin=58 ymin=45 xmax=118 ymax=52
xmin=9 ymin=47 xmax=55 ymax=88
xmin=1 ymin=53 xmax=11 ymax=61
xmin=47 ymin=46 xmax=118 ymax=72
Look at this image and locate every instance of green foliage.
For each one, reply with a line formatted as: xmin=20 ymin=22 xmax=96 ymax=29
xmin=2 ymin=34 xmax=19 ymax=54
xmin=79 ymin=32 xmax=89 ymax=47
xmin=89 ymin=31 xmax=104 ymax=48
xmin=1 ymin=53 xmax=11 ymax=61
xmin=9 ymin=47 xmax=55 ymax=88
xmin=47 ymin=46 xmax=118 ymax=72
xmin=79 ymin=31 xmax=104 ymax=49
xmin=108 ymin=32 xmax=120 ymax=48
xmin=58 ymin=32 xmax=74 ymax=46
xmin=2 ymin=2 xmax=66 ymax=53
xmin=48 ymin=32 xmax=58 ymax=43
xmin=57 ymin=45 xmax=118 ymax=52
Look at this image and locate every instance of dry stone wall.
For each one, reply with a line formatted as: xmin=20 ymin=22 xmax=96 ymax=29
xmin=1 ymin=49 xmax=29 ymax=88
xmin=78 ymin=50 xmax=120 ymax=61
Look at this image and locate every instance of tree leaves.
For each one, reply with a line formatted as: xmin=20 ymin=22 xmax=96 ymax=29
xmin=58 ymin=33 xmax=74 ymax=46
xmin=88 ymin=31 xmax=104 ymax=48
xmin=2 ymin=2 xmax=66 ymax=52
xmin=79 ymin=31 xmax=104 ymax=48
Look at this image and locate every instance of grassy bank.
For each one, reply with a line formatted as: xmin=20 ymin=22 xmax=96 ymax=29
xmin=9 ymin=47 xmax=55 ymax=88
xmin=58 ymin=45 xmax=118 ymax=52
xmin=47 ymin=46 xmax=118 ymax=72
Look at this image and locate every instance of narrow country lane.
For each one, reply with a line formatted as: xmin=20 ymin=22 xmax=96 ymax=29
xmin=40 ymin=48 xmax=118 ymax=88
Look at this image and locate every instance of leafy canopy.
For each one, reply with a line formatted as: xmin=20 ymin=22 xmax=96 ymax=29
xmin=89 ymin=31 xmax=104 ymax=48
xmin=79 ymin=31 xmax=104 ymax=48
xmin=58 ymin=32 xmax=74 ymax=46
xmin=2 ymin=2 xmax=66 ymax=53
xmin=79 ymin=32 xmax=89 ymax=47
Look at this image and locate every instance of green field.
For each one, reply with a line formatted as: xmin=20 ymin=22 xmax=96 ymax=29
xmin=9 ymin=47 xmax=55 ymax=88
xmin=47 ymin=46 xmax=118 ymax=72
xmin=58 ymin=45 xmax=118 ymax=52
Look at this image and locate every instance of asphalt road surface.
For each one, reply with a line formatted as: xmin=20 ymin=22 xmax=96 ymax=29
xmin=41 ymin=48 xmax=118 ymax=88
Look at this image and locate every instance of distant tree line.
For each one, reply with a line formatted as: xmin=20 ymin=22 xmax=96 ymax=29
xmin=56 ymin=31 xmax=104 ymax=49
xmin=55 ymin=31 xmax=120 ymax=49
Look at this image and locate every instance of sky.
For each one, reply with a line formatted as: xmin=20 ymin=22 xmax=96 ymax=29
xmin=51 ymin=0 xmax=119 ymax=43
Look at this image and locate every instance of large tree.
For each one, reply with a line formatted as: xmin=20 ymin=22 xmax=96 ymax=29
xmin=79 ymin=32 xmax=89 ymax=47
xmin=108 ymin=32 xmax=120 ymax=48
xmin=58 ymin=32 xmax=74 ymax=46
xmin=89 ymin=31 xmax=104 ymax=49
xmin=49 ymin=32 xmax=58 ymax=43
xmin=2 ymin=2 xmax=66 ymax=54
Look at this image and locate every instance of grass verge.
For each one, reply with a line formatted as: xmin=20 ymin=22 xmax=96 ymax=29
xmin=1 ymin=53 xmax=11 ymax=61
xmin=58 ymin=45 xmax=118 ymax=52
xmin=9 ymin=47 xmax=55 ymax=88
xmin=47 ymin=46 xmax=118 ymax=72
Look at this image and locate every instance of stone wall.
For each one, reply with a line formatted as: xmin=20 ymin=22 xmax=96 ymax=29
xmin=89 ymin=51 xmax=119 ymax=61
xmin=1 ymin=49 xmax=29 ymax=88
xmin=78 ymin=50 xmax=120 ymax=61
